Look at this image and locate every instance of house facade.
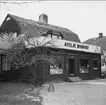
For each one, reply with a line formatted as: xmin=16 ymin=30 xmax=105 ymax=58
xmin=24 ymin=36 xmax=101 ymax=82
xmin=83 ymin=33 xmax=106 ymax=75
xmin=0 ymin=14 xmax=101 ymax=82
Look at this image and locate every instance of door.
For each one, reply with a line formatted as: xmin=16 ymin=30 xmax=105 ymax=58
xmin=69 ymin=59 xmax=75 ymax=77
xmin=35 ymin=61 xmax=43 ymax=83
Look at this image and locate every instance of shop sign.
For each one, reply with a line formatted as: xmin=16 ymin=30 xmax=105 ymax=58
xmin=64 ymin=42 xmax=89 ymax=50
xmin=25 ymin=36 xmax=101 ymax=54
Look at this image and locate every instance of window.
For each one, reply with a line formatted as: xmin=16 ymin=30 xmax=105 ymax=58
xmin=46 ymin=30 xmax=63 ymax=40
xmin=58 ymin=35 xmax=63 ymax=39
xmin=49 ymin=57 xmax=63 ymax=75
xmin=47 ymin=34 xmax=52 ymax=38
xmin=13 ymin=32 xmax=17 ymax=38
xmin=93 ymin=59 xmax=98 ymax=70
xmin=6 ymin=17 xmax=11 ymax=21
xmin=101 ymin=63 xmax=104 ymax=66
xmin=49 ymin=64 xmax=63 ymax=75
xmin=79 ymin=59 xmax=89 ymax=73
xmin=52 ymin=35 xmax=58 ymax=39
xmin=52 ymin=35 xmax=63 ymax=39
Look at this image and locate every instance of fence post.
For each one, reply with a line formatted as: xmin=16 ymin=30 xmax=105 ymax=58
xmin=48 ymin=82 xmax=54 ymax=92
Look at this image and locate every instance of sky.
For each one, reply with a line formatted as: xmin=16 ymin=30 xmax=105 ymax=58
xmin=0 ymin=1 xmax=106 ymax=42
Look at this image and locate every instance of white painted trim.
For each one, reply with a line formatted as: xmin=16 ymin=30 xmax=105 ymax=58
xmin=25 ymin=36 xmax=101 ymax=54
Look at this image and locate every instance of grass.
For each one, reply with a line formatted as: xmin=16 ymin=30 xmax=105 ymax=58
xmin=0 ymin=82 xmax=42 ymax=105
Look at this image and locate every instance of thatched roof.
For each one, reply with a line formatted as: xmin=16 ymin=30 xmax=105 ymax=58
xmin=0 ymin=14 xmax=80 ymax=42
xmin=83 ymin=36 xmax=106 ymax=50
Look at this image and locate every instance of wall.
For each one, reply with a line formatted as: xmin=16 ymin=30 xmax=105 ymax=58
xmin=40 ymin=49 xmax=101 ymax=82
xmin=0 ymin=49 xmax=101 ymax=82
xmin=42 ymin=53 xmax=66 ymax=82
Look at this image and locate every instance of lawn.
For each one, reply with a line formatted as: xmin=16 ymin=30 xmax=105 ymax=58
xmin=0 ymin=82 xmax=43 ymax=105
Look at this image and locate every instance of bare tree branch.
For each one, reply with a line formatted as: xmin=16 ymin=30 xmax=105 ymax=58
xmin=0 ymin=32 xmax=60 ymax=70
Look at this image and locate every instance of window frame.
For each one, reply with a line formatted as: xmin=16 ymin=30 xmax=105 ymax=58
xmin=48 ymin=56 xmax=63 ymax=75
xmin=79 ymin=58 xmax=89 ymax=73
xmin=93 ymin=59 xmax=98 ymax=70
xmin=45 ymin=30 xmax=64 ymax=40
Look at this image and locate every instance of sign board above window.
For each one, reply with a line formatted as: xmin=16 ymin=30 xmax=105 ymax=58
xmin=64 ymin=42 xmax=89 ymax=50
xmin=25 ymin=36 xmax=101 ymax=54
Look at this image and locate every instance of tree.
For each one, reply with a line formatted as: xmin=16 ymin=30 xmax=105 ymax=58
xmin=101 ymin=50 xmax=106 ymax=64
xmin=0 ymin=32 xmax=58 ymax=67
xmin=0 ymin=32 xmax=60 ymax=84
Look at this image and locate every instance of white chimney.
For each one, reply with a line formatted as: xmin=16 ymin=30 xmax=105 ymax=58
xmin=39 ymin=14 xmax=48 ymax=24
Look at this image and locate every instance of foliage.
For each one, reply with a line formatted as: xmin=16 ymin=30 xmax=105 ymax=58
xmin=0 ymin=32 xmax=60 ymax=69
xmin=101 ymin=50 xmax=106 ymax=65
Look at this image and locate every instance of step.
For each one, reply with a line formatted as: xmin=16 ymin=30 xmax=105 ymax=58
xmin=69 ymin=76 xmax=82 ymax=82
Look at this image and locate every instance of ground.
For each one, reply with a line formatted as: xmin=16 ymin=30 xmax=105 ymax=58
xmin=0 ymin=82 xmax=43 ymax=105
xmin=41 ymin=79 xmax=106 ymax=105
xmin=0 ymin=79 xmax=106 ymax=105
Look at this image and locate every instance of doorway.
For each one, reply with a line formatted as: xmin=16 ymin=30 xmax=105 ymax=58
xmin=35 ymin=61 xmax=43 ymax=84
xmin=69 ymin=59 xmax=75 ymax=77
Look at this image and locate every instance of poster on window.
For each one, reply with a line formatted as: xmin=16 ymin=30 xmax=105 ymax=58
xmin=50 ymin=64 xmax=63 ymax=74
xmin=79 ymin=59 xmax=89 ymax=73
xmin=80 ymin=67 xmax=88 ymax=73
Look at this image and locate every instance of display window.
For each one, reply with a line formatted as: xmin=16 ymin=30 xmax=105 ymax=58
xmin=79 ymin=59 xmax=89 ymax=73
xmin=93 ymin=59 xmax=98 ymax=70
xmin=49 ymin=56 xmax=63 ymax=75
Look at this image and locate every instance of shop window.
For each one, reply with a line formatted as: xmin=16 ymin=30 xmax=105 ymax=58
xmin=49 ymin=58 xmax=63 ymax=75
xmin=79 ymin=59 xmax=89 ymax=73
xmin=93 ymin=59 xmax=98 ymax=70
xmin=101 ymin=63 xmax=104 ymax=66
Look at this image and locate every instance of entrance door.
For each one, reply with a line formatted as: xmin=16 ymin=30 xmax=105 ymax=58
xmin=69 ymin=59 xmax=75 ymax=77
xmin=35 ymin=61 xmax=43 ymax=83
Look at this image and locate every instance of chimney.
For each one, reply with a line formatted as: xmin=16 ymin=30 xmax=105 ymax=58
xmin=99 ymin=33 xmax=103 ymax=38
xmin=39 ymin=14 xmax=48 ymax=24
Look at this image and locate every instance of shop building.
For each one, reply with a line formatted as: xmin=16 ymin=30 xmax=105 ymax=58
xmin=0 ymin=14 xmax=101 ymax=82
xmin=83 ymin=33 xmax=106 ymax=76
xmin=24 ymin=36 xmax=101 ymax=82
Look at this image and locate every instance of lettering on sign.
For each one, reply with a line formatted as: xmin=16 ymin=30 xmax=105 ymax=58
xmin=77 ymin=44 xmax=89 ymax=49
xmin=64 ymin=42 xmax=89 ymax=50
xmin=64 ymin=42 xmax=76 ymax=48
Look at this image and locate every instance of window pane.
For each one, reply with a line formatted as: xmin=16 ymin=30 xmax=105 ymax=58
xmin=101 ymin=63 xmax=104 ymax=66
xmin=93 ymin=59 xmax=98 ymax=70
xmin=47 ymin=34 xmax=52 ymax=38
xmin=52 ymin=35 xmax=58 ymax=39
xmin=49 ymin=57 xmax=63 ymax=75
xmin=79 ymin=59 xmax=89 ymax=73
xmin=58 ymin=36 xmax=62 ymax=39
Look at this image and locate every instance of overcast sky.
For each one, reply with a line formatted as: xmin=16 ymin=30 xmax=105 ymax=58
xmin=0 ymin=1 xmax=106 ymax=42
